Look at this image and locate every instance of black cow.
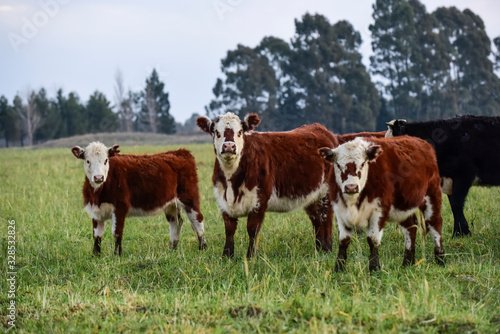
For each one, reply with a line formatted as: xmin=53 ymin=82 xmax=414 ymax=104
xmin=386 ymin=115 xmax=500 ymax=237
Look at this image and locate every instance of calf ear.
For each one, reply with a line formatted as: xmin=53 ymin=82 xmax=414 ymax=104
xmin=318 ymin=147 xmax=336 ymax=162
xmin=71 ymin=146 xmax=85 ymax=159
xmin=108 ymin=144 xmax=120 ymax=157
xmin=196 ymin=116 xmax=213 ymax=134
xmin=242 ymin=113 xmax=260 ymax=132
xmin=366 ymin=145 xmax=383 ymax=161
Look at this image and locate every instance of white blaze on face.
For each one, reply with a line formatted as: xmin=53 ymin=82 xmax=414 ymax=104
xmin=83 ymin=142 xmax=110 ymax=190
xmin=331 ymin=138 xmax=378 ymax=196
xmin=212 ymin=112 xmax=245 ymax=168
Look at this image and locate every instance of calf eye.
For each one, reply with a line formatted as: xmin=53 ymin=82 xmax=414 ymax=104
xmin=104 ymin=159 xmax=108 ymax=165
xmin=238 ymin=130 xmax=242 ymax=137
xmin=215 ymin=130 xmax=221 ymax=138
xmin=86 ymin=160 xmax=90 ymax=164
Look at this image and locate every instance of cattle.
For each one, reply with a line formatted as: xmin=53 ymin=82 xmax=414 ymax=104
xmin=386 ymin=115 xmax=500 ymax=237
xmin=71 ymin=142 xmax=207 ymax=255
xmin=196 ymin=112 xmax=338 ymax=258
xmin=337 ymin=131 xmax=386 ymax=145
xmin=319 ymin=136 xmax=445 ymax=272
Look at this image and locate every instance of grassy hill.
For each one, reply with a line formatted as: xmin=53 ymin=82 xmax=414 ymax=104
xmin=33 ymin=132 xmax=211 ymax=149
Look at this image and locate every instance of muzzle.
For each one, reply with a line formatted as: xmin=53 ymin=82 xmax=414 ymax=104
xmin=221 ymin=142 xmax=236 ymax=154
xmin=344 ymin=184 xmax=359 ymax=194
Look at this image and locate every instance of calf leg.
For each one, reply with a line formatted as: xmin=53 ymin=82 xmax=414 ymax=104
xmin=399 ymin=215 xmax=417 ymax=266
xmin=448 ymin=177 xmax=474 ymax=237
xmin=334 ymin=218 xmax=352 ymax=272
xmin=92 ymin=219 xmax=105 ymax=255
xmin=422 ymin=191 xmax=446 ymax=266
xmin=366 ymin=214 xmax=386 ymax=272
xmin=246 ymin=208 xmax=266 ymax=258
xmin=112 ymin=211 xmax=127 ymax=256
xmin=166 ymin=210 xmax=184 ymax=250
xmin=222 ymin=212 xmax=238 ymax=258
xmin=183 ymin=205 xmax=207 ymax=250
xmin=305 ymin=197 xmax=333 ymax=252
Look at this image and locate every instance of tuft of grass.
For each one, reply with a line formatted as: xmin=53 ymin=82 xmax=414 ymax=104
xmin=1 ymin=144 xmax=499 ymax=333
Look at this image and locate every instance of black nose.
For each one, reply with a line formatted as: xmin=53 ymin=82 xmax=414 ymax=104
xmin=344 ymin=184 xmax=359 ymax=194
xmin=222 ymin=142 xmax=236 ymax=154
xmin=94 ymin=175 xmax=104 ymax=183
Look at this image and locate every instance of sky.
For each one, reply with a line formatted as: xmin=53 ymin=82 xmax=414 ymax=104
xmin=1 ymin=0 xmax=499 ymax=124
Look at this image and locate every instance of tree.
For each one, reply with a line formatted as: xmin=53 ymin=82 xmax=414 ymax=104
xmin=114 ymin=70 xmax=135 ymax=132
xmin=34 ymin=88 xmax=61 ymax=142
xmin=494 ymin=36 xmax=500 ymax=72
xmin=54 ymin=89 xmax=87 ymax=138
xmin=370 ymin=0 xmax=421 ymax=120
xmin=434 ymin=7 xmax=500 ymax=116
xmin=0 ymin=96 xmax=21 ymax=147
xmin=13 ymin=91 xmax=42 ymax=146
xmin=86 ymin=91 xmax=119 ymax=133
xmin=207 ymin=14 xmax=380 ymax=133
xmin=138 ymin=69 xmax=175 ymax=134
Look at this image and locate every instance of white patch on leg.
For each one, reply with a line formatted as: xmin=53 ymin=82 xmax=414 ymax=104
xmin=428 ymin=226 xmax=442 ymax=248
xmin=400 ymin=225 xmax=412 ymax=250
xmin=422 ymin=196 xmax=433 ymax=221
xmin=186 ymin=210 xmax=205 ymax=237
xmin=169 ymin=218 xmax=182 ymax=248
xmin=366 ymin=216 xmax=384 ymax=247
xmin=336 ymin=216 xmax=353 ymax=241
xmin=94 ymin=221 xmax=105 ymax=238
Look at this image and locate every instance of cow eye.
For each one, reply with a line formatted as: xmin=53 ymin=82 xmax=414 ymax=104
xmin=86 ymin=160 xmax=90 ymax=164
xmin=361 ymin=162 xmax=365 ymax=168
xmin=215 ymin=130 xmax=221 ymax=138
xmin=104 ymin=159 xmax=108 ymax=165
xmin=238 ymin=130 xmax=242 ymax=137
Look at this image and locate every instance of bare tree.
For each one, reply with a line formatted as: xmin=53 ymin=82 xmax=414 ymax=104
xmin=14 ymin=91 xmax=42 ymax=146
xmin=114 ymin=69 xmax=134 ymax=132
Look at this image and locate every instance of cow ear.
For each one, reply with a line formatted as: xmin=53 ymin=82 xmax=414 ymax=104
xmin=196 ymin=116 xmax=213 ymax=134
xmin=385 ymin=119 xmax=395 ymax=129
xmin=366 ymin=145 xmax=383 ymax=161
xmin=319 ymin=147 xmax=337 ymax=163
xmin=71 ymin=146 xmax=85 ymax=159
xmin=242 ymin=113 xmax=260 ymax=132
xmin=108 ymin=144 xmax=120 ymax=157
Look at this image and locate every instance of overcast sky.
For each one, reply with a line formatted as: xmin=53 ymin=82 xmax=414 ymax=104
xmin=1 ymin=0 xmax=499 ymax=123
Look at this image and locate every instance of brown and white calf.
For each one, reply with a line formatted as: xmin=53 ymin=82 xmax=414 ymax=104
xmin=72 ymin=142 xmax=207 ymax=255
xmin=319 ymin=136 xmax=445 ymax=271
xmin=197 ymin=112 xmax=338 ymax=258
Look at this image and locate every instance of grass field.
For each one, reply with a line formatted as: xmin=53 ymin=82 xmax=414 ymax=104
xmin=1 ymin=143 xmax=499 ymax=333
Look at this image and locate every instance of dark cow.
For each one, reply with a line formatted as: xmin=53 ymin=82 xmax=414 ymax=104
xmin=386 ymin=115 xmax=500 ymax=237
xmin=319 ymin=136 xmax=445 ymax=271
xmin=72 ymin=142 xmax=207 ymax=255
xmin=196 ymin=112 xmax=338 ymax=258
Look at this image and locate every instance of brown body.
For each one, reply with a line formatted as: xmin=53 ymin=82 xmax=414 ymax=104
xmin=320 ymin=136 xmax=445 ymax=271
xmin=198 ymin=113 xmax=338 ymax=258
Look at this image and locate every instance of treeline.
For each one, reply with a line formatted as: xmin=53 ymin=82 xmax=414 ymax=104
xmin=2 ymin=0 xmax=500 ymax=147
xmin=0 ymin=69 xmax=175 ymax=147
xmin=207 ymin=0 xmax=500 ymax=133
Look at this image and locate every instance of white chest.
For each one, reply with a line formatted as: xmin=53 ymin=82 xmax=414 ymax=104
xmin=214 ymin=181 xmax=259 ymax=217
xmin=84 ymin=202 xmax=115 ymax=221
xmin=334 ymin=197 xmax=382 ymax=229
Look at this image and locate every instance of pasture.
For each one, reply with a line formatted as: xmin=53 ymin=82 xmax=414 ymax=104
xmin=0 ymin=143 xmax=499 ymax=333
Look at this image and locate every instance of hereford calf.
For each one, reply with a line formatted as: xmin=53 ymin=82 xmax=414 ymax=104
xmin=319 ymin=136 xmax=445 ymax=271
xmin=72 ymin=142 xmax=207 ymax=255
xmin=197 ymin=112 xmax=338 ymax=258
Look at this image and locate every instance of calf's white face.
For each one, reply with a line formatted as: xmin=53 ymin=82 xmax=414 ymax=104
xmin=319 ymin=138 xmax=382 ymax=197
xmin=72 ymin=142 xmax=120 ymax=190
xmin=196 ymin=112 xmax=261 ymax=167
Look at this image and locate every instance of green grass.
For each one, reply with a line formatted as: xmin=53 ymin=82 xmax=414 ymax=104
xmin=1 ymin=144 xmax=499 ymax=333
